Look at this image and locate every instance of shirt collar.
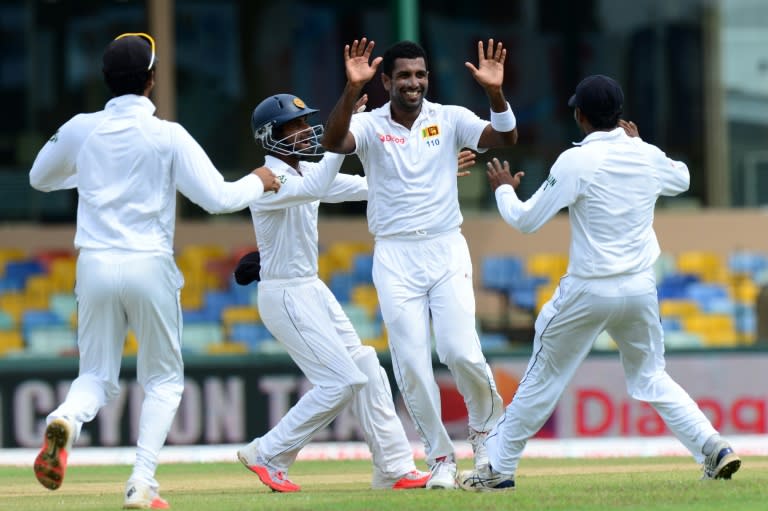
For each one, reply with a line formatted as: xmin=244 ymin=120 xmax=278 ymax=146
xmin=105 ymin=94 xmax=157 ymax=115
xmin=264 ymin=154 xmax=300 ymax=176
xmin=572 ymin=127 xmax=625 ymax=146
xmin=376 ymin=98 xmax=436 ymax=124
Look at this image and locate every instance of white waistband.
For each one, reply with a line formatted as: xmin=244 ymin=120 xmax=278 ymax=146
xmin=375 ymin=226 xmax=460 ymax=241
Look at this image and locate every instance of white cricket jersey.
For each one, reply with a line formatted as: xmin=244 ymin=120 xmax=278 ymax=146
xmin=349 ymin=99 xmax=488 ymax=238
xmin=29 ymin=94 xmax=265 ymax=255
xmin=249 ymin=154 xmax=367 ymax=280
xmin=494 ymin=127 xmax=690 ymax=278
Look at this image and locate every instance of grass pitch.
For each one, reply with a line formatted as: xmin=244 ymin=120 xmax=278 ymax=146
xmin=2 ymin=456 xmax=767 ymax=511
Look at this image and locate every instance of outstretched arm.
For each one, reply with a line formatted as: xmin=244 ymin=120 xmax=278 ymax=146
xmin=465 ymin=39 xmax=519 ymax=148
xmin=322 ymin=38 xmax=382 ymax=154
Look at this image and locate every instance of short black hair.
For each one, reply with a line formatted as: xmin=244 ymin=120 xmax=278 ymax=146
xmin=581 ymin=109 xmax=621 ymax=130
xmin=382 ymin=41 xmax=428 ymax=76
xmin=104 ymin=69 xmax=152 ymax=97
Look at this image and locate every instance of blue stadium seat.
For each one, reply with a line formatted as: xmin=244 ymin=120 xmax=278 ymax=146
xmin=351 ymin=253 xmax=374 ymax=285
xmin=230 ymin=323 xmax=273 ymax=351
xmin=329 ymin=272 xmax=356 ymax=303
xmin=657 ymin=273 xmax=699 ymax=300
xmin=728 ymin=252 xmax=768 ymax=278
xmin=3 ymin=260 xmax=46 ymax=290
xmin=481 ymin=256 xmax=524 ymax=293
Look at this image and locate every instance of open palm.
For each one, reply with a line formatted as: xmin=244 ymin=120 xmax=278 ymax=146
xmin=344 ymin=38 xmax=383 ymax=87
xmin=465 ymin=39 xmax=506 ymax=90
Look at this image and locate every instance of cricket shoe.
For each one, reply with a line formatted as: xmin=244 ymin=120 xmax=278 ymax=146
xmin=468 ymin=428 xmax=490 ymax=469
xmin=426 ymin=456 xmax=457 ymax=489
xmin=34 ymin=417 xmax=73 ymax=490
xmin=458 ymin=464 xmax=515 ymax=492
xmin=237 ymin=439 xmax=300 ymax=493
xmin=372 ymin=469 xmax=431 ymax=490
xmin=701 ymin=440 xmax=741 ymax=480
xmin=123 ymin=480 xmax=170 ymax=509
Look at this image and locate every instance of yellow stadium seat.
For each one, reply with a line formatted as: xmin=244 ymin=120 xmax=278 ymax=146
xmin=221 ymin=305 xmax=260 ymax=332
xmin=0 ymin=248 xmax=27 ymax=277
xmin=351 ymin=285 xmax=379 ymax=318
xmin=325 ymin=242 xmax=372 ymax=273
xmin=25 ymin=275 xmax=54 ymax=310
xmin=49 ymin=258 xmax=76 ymax=293
xmin=207 ymin=341 xmax=248 ymax=355
xmin=682 ymin=314 xmax=737 ymax=347
xmin=676 ymin=251 xmax=726 ymax=283
xmin=659 ymin=299 xmax=699 ymax=318
xmin=0 ymin=330 xmax=23 ymax=355
xmin=0 ymin=292 xmax=27 ymax=324
xmin=526 ymin=253 xmax=568 ymax=283
xmin=731 ymin=278 xmax=759 ymax=305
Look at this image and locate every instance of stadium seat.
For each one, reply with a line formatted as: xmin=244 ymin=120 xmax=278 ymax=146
xmin=207 ymin=341 xmax=249 ymax=355
xmin=351 ymin=284 xmax=380 ymax=318
xmin=21 ymin=310 xmax=65 ymax=342
xmin=221 ymin=305 xmax=261 ymax=332
xmin=25 ymin=325 xmax=76 ymax=355
xmin=329 ymin=272 xmax=356 ymax=303
xmin=3 ymin=260 xmax=45 ymax=290
xmin=526 ymin=252 xmax=568 ymax=284
xmin=229 ymin=322 xmax=273 ymax=351
xmin=0 ymin=330 xmax=23 ymax=356
xmin=676 ymin=251 xmax=726 ymax=283
xmin=664 ymin=331 xmax=704 ymax=349
xmin=659 ymin=299 xmax=699 ymax=318
xmin=351 ymin=253 xmax=374 ymax=284
xmin=481 ymin=255 xmax=524 ymax=293
xmin=182 ymin=322 xmax=224 ymax=353
xmin=682 ymin=314 xmax=737 ymax=347
xmin=0 ymin=309 xmax=15 ymax=330
xmin=49 ymin=293 xmax=77 ymax=322
xmin=325 ymin=242 xmax=372 ymax=273
xmin=657 ymin=273 xmax=699 ymax=300
xmin=728 ymin=251 xmax=768 ymax=279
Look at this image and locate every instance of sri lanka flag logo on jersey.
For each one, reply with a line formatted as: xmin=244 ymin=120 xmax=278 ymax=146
xmin=421 ymin=125 xmax=440 ymax=139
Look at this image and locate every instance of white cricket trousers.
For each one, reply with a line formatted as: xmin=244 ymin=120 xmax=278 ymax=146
xmin=47 ymin=250 xmax=184 ymax=490
xmin=373 ymin=230 xmax=503 ymax=466
xmin=486 ymin=269 xmax=719 ymax=474
xmin=255 ymin=277 xmax=416 ymax=480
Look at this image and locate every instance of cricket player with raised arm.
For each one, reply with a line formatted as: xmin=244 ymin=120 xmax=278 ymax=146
xmin=321 ymin=37 xmax=518 ymax=489
xmin=458 ymin=75 xmax=741 ymax=491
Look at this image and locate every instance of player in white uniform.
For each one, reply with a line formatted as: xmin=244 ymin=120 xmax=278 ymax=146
xmin=322 ymin=38 xmax=519 ymax=488
xmin=459 ymin=75 xmax=741 ymax=491
xmin=236 ymin=93 xmax=431 ymax=492
xmin=29 ymin=33 xmax=279 ymax=509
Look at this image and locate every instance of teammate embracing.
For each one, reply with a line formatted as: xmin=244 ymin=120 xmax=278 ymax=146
xmin=459 ymin=75 xmax=741 ymax=491
xmin=236 ymin=93 xmax=431 ymax=492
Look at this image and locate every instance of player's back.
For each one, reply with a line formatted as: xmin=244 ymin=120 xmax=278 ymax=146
xmin=566 ymin=130 xmax=688 ymax=278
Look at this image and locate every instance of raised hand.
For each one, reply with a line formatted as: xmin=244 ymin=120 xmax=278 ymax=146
xmin=486 ymin=157 xmax=524 ymax=192
xmin=344 ymin=38 xmax=383 ymax=88
xmin=464 ymin=39 xmax=506 ymax=92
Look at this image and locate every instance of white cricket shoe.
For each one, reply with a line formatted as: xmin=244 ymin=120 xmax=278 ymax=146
xmin=426 ymin=457 xmax=457 ymax=489
xmin=123 ymin=480 xmax=169 ymax=509
xmin=468 ymin=428 xmax=489 ymax=469
xmin=701 ymin=439 xmax=741 ymax=480
xmin=458 ymin=464 xmax=515 ymax=492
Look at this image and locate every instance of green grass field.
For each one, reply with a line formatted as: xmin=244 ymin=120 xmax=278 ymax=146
xmin=3 ymin=456 xmax=767 ymax=511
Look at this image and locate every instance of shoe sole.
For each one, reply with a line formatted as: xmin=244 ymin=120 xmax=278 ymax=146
xmin=715 ymin=455 xmax=742 ymax=480
xmin=123 ymin=497 xmax=170 ymax=509
xmin=237 ymin=452 xmax=300 ymax=493
xmin=34 ymin=420 xmax=70 ymax=490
